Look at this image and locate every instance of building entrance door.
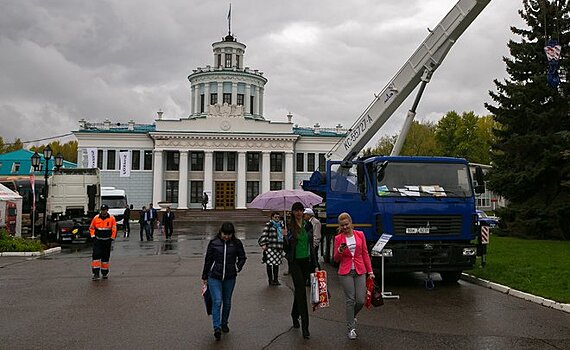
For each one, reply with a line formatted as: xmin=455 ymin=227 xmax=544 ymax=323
xmin=215 ymin=181 xmax=235 ymax=209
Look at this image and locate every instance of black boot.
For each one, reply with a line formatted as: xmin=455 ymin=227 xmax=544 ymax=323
xmin=272 ymin=265 xmax=280 ymax=285
xmin=292 ymin=317 xmax=300 ymax=328
xmin=267 ymin=265 xmax=274 ymax=285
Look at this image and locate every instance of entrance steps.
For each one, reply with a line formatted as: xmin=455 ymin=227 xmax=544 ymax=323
xmin=171 ymin=208 xmax=270 ymax=223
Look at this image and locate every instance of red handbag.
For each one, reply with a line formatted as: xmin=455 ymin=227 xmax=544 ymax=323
xmin=365 ymin=278 xmax=375 ymax=309
xmin=365 ymin=278 xmax=384 ymax=308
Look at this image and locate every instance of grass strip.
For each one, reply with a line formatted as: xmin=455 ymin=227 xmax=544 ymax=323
xmin=469 ymin=235 xmax=570 ymax=304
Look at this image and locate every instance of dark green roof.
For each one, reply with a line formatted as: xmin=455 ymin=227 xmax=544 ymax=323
xmin=0 ymin=149 xmax=77 ymax=176
xmin=293 ymin=127 xmax=346 ymax=137
xmin=75 ymin=124 xmax=156 ymax=134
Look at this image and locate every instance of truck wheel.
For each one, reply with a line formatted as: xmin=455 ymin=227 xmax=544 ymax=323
xmin=440 ymin=271 xmax=462 ymax=283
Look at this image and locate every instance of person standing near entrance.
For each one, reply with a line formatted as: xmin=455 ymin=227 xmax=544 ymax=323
xmin=162 ymin=207 xmax=175 ymax=239
xmin=148 ymin=203 xmax=158 ymax=239
xmin=123 ymin=204 xmax=131 ymax=238
xmin=333 ymin=212 xmax=374 ymax=340
xmin=202 ymin=192 xmax=209 ymax=210
xmin=202 ymin=222 xmax=247 ymax=341
xmin=89 ymin=204 xmax=117 ymax=280
xmin=284 ymin=202 xmax=318 ymax=339
xmin=139 ymin=206 xmax=151 ymax=241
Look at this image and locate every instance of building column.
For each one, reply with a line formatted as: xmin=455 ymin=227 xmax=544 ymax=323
xmin=178 ymin=150 xmax=189 ymax=209
xmin=205 ymin=83 xmax=211 ymax=114
xmin=204 ymin=151 xmax=213 ymax=209
xmin=262 ymin=151 xmax=271 ymax=194
xmin=77 ymin=149 xmax=84 ymax=167
xmin=237 ymin=151 xmax=247 ymax=209
xmin=217 ymin=82 xmax=223 ymax=104
xmin=285 ymin=152 xmax=294 ymax=190
xmin=253 ymin=86 xmax=259 ymax=116
xmin=231 ymin=82 xmax=238 ymax=106
xmin=259 ymin=87 xmax=264 ymax=117
xmin=191 ymin=85 xmax=196 ymax=115
xmin=152 ymin=150 xmax=163 ymax=207
xmin=192 ymin=84 xmax=200 ymax=115
xmin=245 ymin=84 xmax=251 ymax=115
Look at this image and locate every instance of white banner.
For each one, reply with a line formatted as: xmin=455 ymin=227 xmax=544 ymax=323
xmin=87 ymin=148 xmax=98 ymax=168
xmin=119 ymin=151 xmax=131 ymax=177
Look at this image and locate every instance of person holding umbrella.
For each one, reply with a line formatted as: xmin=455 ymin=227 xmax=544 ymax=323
xmin=284 ymin=201 xmax=318 ymax=339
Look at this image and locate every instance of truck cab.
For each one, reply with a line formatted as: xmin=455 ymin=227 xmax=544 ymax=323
xmin=101 ymin=187 xmax=127 ymax=227
xmin=304 ymin=156 xmax=484 ymax=282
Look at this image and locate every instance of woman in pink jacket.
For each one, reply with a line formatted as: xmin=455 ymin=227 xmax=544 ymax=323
xmin=333 ymin=212 xmax=375 ymax=340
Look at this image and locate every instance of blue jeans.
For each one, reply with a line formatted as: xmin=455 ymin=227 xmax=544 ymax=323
xmin=207 ymin=277 xmax=236 ymax=330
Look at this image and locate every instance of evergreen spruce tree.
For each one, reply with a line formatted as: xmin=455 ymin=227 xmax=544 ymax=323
xmin=486 ymin=0 xmax=569 ymax=239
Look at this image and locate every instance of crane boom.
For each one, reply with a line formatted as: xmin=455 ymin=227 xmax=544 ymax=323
xmin=327 ymin=0 xmax=491 ymax=163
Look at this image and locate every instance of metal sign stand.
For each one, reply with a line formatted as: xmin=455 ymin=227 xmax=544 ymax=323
xmin=372 ymin=234 xmax=399 ymax=300
xmin=381 ymin=253 xmax=400 ymax=299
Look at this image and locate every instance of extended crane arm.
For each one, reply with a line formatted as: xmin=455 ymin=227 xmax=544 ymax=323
xmin=327 ymin=0 xmax=491 ymax=163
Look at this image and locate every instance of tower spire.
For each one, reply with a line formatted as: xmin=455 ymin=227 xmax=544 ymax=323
xmin=227 ymin=3 xmax=232 ymax=35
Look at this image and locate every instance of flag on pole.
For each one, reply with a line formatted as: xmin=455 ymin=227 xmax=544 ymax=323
xmin=227 ymin=3 xmax=232 ymax=34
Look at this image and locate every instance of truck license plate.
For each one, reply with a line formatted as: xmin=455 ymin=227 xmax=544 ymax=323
xmin=406 ymin=227 xmax=430 ymax=234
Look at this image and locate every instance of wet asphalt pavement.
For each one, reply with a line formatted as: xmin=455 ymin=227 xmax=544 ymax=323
xmin=1 ymin=222 xmax=569 ymax=350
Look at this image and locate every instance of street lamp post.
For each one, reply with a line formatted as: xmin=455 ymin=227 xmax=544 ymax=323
xmin=31 ymin=146 xmax=64 ymax=243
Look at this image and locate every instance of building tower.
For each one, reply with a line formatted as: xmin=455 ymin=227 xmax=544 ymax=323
xmin=188 ymin=31 xmax=267 ymax=120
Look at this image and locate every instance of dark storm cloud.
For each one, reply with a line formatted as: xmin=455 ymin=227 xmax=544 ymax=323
xmin=0 ymin=0 xmax=523 ymax=148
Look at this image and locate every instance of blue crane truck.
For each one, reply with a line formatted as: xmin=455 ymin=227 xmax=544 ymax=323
xmin=302 ymin=0 xmax=491 ymax=282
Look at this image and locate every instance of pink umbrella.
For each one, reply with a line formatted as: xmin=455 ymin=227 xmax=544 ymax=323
xmin=248 ymin=189 xmax=323 ymax=211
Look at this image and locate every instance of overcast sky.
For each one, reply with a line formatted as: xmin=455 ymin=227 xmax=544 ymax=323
xmin=0 ymin=0 xmax=524 ymax=149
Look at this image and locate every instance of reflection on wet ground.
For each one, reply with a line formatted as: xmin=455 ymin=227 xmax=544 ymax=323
xmin=60 ymin=222 xmax=265 ymax=258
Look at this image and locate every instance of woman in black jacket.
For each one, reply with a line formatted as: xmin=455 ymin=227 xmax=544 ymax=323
xmin=202 ymin=222 xmax=247 ymax=341
xmin=284 ymin=202 xmax=318 ymax=339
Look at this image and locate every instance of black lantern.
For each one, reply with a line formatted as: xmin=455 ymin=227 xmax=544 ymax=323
xmin=55 ymin=153 xmax=64 ymax=170
xmin=31 ymin=151 xmax=41 ymax=170
xmin=43 ymin=145 xmax=52 ymax=161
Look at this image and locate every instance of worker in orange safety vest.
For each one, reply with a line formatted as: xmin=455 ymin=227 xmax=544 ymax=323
xmin=89 ymin=204 xmax=117 ymax=280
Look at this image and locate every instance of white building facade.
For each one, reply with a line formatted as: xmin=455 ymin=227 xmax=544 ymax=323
xmin=74 ymin=33 xmax=346 ymax=210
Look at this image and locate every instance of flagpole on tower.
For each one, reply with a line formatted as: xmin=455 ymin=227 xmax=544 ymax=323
xmin=227 ymin=3 xmax=232 ymax=35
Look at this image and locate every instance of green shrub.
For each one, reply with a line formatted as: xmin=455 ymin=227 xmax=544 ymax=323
xmin=0 ymin=228 xmax=43 ymax=252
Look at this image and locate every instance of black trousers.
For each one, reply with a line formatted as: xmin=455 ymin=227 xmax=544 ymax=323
xmin=92 ymin=238 xmax=112 ymax=276
xmin=149 ymin=220 xmax=155 ymax=238
xmin=124 ymin=220 xmax=130 ymax=237
xmin=289 ymin=258 xmax=311 ymax=333
xmin=266 ymin=264 xmax=279 ymax=283
xmin=139 ymin=222 xmax=150 ymax=241
xmin=313 ymin=245 xmax=321 ymax=269
xmin=164 ymin=222 xmax=173 ymax=238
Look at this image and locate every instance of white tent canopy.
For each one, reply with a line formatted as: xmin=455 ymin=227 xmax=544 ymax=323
xmin=0 ymin=183 xmax=23 ymax=237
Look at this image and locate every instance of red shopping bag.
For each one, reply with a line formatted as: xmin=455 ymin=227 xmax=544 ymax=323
xmin=311 ymin=270 xmax=330 ymax=311
xmin=365 ymin=277 xmax=375 ymax=309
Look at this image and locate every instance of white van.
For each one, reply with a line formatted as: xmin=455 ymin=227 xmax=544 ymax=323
xmin=101 ymin=187 xmax=128 ymax=227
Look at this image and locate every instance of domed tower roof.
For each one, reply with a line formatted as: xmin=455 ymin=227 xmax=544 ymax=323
xmin=187 ymin=11 xmax=268 ymax=121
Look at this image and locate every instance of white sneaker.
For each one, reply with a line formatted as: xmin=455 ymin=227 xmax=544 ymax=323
xmin=348 ymin=329 xmax=357 ymax=340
